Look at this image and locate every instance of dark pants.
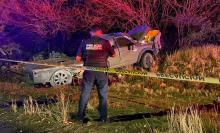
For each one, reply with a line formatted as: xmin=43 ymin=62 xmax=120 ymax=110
xmin=77 ymin=70 xmax=108 ymax=120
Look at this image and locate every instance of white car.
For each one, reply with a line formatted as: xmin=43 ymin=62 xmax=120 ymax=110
xmin=28 ymin=25 xmax=161 ymax=87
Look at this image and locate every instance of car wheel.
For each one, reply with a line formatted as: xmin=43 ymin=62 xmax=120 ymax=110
xmin=50 ymin=69 xmax=72 ymax=87
xmin=140 ymin=52 xmax=154 ymax=70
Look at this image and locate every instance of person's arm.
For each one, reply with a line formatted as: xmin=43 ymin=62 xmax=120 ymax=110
xmin=106 ymin=41 xmax=116 ymax=57
xmin=76 ymin=40 xmax=84 ymax=62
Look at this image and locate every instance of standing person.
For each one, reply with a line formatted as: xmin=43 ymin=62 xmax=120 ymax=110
xmin=75 ymin=26 xmax=116 ymax=123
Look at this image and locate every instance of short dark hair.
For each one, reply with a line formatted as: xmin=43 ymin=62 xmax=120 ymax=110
xmin=90 ymin=25 xmax=102 ymax=32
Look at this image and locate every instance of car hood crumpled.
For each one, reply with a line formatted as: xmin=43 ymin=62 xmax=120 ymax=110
xmin=128 ymin=25 xmax=151 ymax=41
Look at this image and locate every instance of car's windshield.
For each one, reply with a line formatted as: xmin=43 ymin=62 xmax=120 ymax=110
xmin=115 ymin=37 xmax=134 ymax=47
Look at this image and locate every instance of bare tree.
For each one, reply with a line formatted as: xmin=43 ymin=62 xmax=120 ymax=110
xmin=0 ymin=0 xmax=77 ymax=37
xmin=164 ymin=0 xmax=219 ymax=46
xmin=0 ymin=0 xmax=218 ymax=48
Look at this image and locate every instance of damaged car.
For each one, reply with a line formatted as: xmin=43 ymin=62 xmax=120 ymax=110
xmin=25 ymin=25 xmax=161 ymax=87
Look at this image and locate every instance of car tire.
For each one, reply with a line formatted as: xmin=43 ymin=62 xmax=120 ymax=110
xmin=140 ymin=52 xmax=154 ymax=70
xmin=50 ymin=69 xmax=73 ymax=87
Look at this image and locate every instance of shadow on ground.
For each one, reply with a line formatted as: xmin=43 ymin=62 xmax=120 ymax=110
xmin=70 ymin=110 xmax=168 ymax=123
xmin=108 ymin=110 xmax=168 ymax=122
xmin=69 ymin=100 xmax=220 ymax=123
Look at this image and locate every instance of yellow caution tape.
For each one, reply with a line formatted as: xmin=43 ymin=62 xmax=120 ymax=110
xmin=0 ymin=58 xmax=219 ymax=84
xmin=84 ymin=67 xmax=220 ymax=85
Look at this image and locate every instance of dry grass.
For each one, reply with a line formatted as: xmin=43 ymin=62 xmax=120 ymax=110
xmin=11 ymin=99 xmax=17 ymax=113
xmin=55 ymin=88 xmax=70 ymax=124
xmin=22 ymin=96 xmax=52 ymax=119
xmin=23 ymin=96 xmax=41 ymax=115
xmin=22 ymin=91 xmax=70 ymax=124
xmin=59 ymin=90 xmax=69 ymax=124
xmin=161 ymin=45 xmax=220 ymax=89
xmin=163 ymin=45 xmax=220 ymax=77
xmin=168 ymin=107 xmax=203 ymax=133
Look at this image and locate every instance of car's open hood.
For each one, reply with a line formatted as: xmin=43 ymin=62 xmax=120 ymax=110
xmin=128 ymin=25 xmax=151 ymax=41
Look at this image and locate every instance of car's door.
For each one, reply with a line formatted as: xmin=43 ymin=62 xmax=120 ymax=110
xmin=115 ymin=37 xmax=139 ymax=66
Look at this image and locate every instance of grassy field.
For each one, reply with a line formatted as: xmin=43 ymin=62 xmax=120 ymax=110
xmin=0 ymin=45 xmax=219 ymax=133
xmin=0 ymin=81 xmax=220 ymax=133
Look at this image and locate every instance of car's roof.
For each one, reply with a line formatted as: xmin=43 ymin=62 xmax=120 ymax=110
xmin=100 ymin=25 xmax=151 ymax=42
xmin=100 ymin=32 xmax=132 ymax=41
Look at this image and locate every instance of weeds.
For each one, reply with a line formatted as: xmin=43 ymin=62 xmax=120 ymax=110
xmin=11 ymin=99 xmax=17 ymax=113
xmin=59 ymin=90 xmax=69 ymax=124
xmin=162 ymin=45 xmax=220 ymax=89
xmin=168 ymin=107 xmax=203 ymax=133
xmin=54 ymin=88 xmax=70 ymax=124
xmin=21 ymin=87 xmax=71 ymax=125
xmin=23 ymin=96 xmax=41 ymax=115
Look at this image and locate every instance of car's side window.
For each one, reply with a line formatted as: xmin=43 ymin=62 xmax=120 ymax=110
xmin=115 ymin=37 xmax=133 ymax=48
